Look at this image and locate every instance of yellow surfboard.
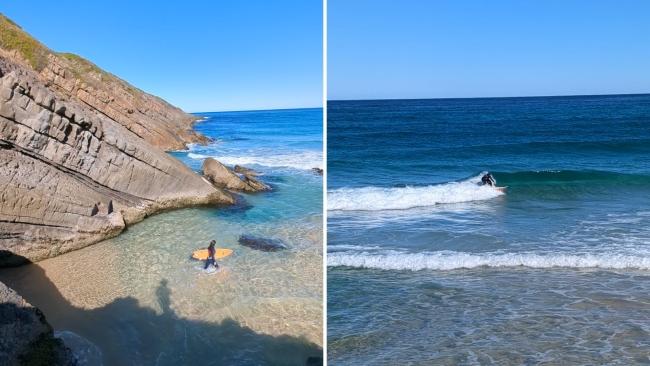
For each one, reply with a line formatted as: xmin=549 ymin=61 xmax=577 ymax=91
xmin=191 ymin=248 xmax=233 ymax=260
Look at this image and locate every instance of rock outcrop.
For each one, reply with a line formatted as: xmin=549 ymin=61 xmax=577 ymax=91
xmin=234 ymin=165 xmax=259 ymax=176
xmin=0 ymin=15 xmax=233 ymax=265
xmin=0 ymin=281 xmax=75 ymax=365
xmin=203 ymin=158 xmax=270 ymax=192
xmin=0 ymin=14 xmax=206 ymax=151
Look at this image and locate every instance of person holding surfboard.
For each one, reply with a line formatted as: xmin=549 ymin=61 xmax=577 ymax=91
xmin=204 ymin=240 xmax=219 ymax=270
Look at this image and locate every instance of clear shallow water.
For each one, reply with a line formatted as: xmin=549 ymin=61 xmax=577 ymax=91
xmin=327 ymin=95 xmax=650 ymax=364
xmin=0 ymin=108 xmax=323 ymax=365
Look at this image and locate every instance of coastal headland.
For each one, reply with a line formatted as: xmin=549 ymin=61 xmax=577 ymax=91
xmin=0 ymin=14 xmax=234 ymax=266
xmin=0 ymin=14 xmax=249 ymax=364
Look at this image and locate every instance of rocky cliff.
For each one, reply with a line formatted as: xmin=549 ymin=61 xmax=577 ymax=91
xmin=0 ymin=14 xmax=207 ymax=151
xmin=0 ymin=15 xmax=233 ymax=265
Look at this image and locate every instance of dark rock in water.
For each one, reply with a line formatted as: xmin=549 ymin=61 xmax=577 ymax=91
xmin=311 ymin=168 xmax=323 ymax=175
xmin=238 ymin=235 xmax=288 ymax=252
xmin=0 ymin=281 xmax=75 ymax=365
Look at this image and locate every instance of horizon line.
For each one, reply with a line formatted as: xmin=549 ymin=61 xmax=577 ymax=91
xmin=328 ymin=92 xmax=650 ymax=103
xmin=189 ymin=105 xmax=323 ymax=114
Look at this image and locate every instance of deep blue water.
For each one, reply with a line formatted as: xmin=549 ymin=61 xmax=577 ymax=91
xmin=171 ymin=108 xmax=323 ymax=222
xmin=327 ymin=95 xmax=650 ymax=364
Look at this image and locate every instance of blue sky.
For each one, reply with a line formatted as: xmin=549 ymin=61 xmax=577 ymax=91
xmin=2 ymin=1 xmax=322 ymax=112
xmin=329 ymin=0 xmax=650 ymax=100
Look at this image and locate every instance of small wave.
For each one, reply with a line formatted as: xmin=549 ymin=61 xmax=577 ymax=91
xmin=187 ymin=151 xmax=322 ymax=170
xmin=327 ymin=250 xmax=650 ymax=271
xmin=328 ymin=175 xmax=503 ymax=211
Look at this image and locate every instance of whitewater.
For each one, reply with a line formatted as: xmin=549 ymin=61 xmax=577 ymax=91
xmin=328 ymin=174 xmax=503 ymax=211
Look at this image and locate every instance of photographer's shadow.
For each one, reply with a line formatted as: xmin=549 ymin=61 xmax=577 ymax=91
xmin=0 ymin=252 xmax=322 ymax=366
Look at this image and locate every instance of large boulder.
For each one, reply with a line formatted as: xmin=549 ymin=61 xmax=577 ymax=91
xmin=0 ymin=281 xmax=75 ymax=365
xmin=202 ymin=158 xmax=270 ymax=192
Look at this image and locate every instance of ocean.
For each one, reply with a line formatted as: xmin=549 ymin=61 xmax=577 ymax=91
xmin=327 ymin=95 xmax=650 ymax=364
xmin=0 ymin=108 xmax=323 ymax=365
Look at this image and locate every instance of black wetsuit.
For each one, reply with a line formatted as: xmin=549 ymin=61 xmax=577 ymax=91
xmin=482 ymin=174 xmax=495 ymax=186
xmin=204 ymin=246 xmax=218 ymax=269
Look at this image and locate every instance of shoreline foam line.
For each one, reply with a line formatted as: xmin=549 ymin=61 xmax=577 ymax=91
xmin=327 ymin=251 xmax=650 ymax=271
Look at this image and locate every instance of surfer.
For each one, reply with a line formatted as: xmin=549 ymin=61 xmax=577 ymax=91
xmin=204 ymin=240 xmax=219 ymax=270
xmin=481 ymin=172 xmax=496 ymax=186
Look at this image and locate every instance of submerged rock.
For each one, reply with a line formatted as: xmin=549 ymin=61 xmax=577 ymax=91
xmin=311 ymin=168 xmax=323 ymax=175
xmin=0 ymin=281 xmax=75 ymax=365
xmin=203 ymin=158 xmax=270 ymax=192
xmin=238 ymin=235 xmax=288 ymax=252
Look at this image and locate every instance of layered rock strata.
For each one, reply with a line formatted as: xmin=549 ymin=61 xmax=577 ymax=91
xmin=0 ymin=16 xmax=233 ymax=265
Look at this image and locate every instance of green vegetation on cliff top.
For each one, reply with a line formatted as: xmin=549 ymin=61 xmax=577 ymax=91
xmin=0 ymin=14 xmax=109 ymax=81
xmin=0 ymin=13 xmax=50 ymax=70
xmin=0 ymin=13 xmax=178 ymax=110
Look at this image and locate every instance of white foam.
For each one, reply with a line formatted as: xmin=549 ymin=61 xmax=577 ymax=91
xmin=327 ymin=250 xmax=650 ymax=271
xmin=187 ymin=151 xmax=322 ymax=170
xmin=328 ymin=175 xmax=503 ymax=211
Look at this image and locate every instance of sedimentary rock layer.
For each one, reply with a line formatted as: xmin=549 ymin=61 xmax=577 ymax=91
xmin=0 ymin=14 xmax=206 ymax=151
xmin=0 ymin=18 xmax=233 ymax=265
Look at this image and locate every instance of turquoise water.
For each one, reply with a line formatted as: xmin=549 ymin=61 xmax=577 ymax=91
xmin=327 ymin=95 xmax=650 ymax=364
xmin=0 ymin=108 xmax=323 ymax=365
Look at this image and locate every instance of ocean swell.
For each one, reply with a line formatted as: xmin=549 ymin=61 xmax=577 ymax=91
xmin=328 ymin=250 xmax=650 ymax=271
xmin=328 ymin=174 xmax=503 ymax=211
xmin=496 ymin=170 xmax=650 ymax=186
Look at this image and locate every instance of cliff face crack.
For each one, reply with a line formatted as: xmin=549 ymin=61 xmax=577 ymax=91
xmin=0 ymin=219 xmax=68 ymax=229
xmin=0 ymin=138 xmax=152 ymax=206
xmin=101 ymin=138 xmax=175 ymax=178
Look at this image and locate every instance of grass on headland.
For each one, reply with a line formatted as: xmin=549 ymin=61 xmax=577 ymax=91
xmin=0 ymin=13 xmax=50 ymax=71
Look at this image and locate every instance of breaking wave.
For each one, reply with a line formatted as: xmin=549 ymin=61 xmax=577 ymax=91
xmin=327 ymin=250 xmax=650 ymax=271
xmin=328 ymin=174 xmax=503 ymax=211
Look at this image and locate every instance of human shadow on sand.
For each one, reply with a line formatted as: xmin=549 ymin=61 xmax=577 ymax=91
xmin=0 ymin=253 xmax=322 ymax=366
